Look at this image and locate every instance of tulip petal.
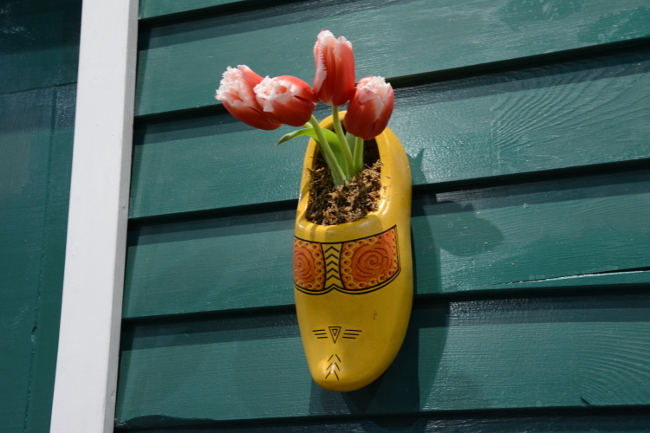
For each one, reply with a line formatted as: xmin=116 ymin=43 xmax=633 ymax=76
xmin=222 ymin=100 xmax=283 ymax=131
xmin=254 ymin=75 xmax=316 ymax=127
xmin=216 ymin=65 xmax=282 ymax=130
xmin=344 ymin=76 xmax=394 ymax=141
xmin=313 ymin=30 xmax=356 ymax=106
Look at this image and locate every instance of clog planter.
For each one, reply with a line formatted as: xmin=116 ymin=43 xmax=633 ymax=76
xmin=293 ymin=113 xmax=413 ymax=392
xmin=216 ymin=30 xmax=411 ymax=392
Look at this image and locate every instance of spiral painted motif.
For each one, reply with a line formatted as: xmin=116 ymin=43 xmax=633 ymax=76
xmin=340 ymin=229 xmax=399 ymax=290
xmin=293 ymin=239 xmax=325 ymax=291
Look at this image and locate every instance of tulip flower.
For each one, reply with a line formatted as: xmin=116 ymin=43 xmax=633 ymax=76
xmin=215 ymin=32 xmax=394 ymax=187
xmin=254 ymin=75 xmax=318 ymax=127
xmin=313 ymin=30 xmax=356 ymax=107
xmin=344 ymin=76 xmax=394 ymax=141
xmin=216 ymin=65 xmax=282 ymax=130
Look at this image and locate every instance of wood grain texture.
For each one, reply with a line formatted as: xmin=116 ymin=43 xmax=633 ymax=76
xmin=0 ymin=87 xmax=56 ymax=432
xmin=129 ymin=47 xmax=650 ymax=218
xmin=0 ymin=1 xmax=80 ymax=431
xmin=140 ymin=0 xmax=242 ymax=19
xmin=123 ymin=208 xmax=295 ymax=318
xmin=123 ymin=170 xmax=650 ymax=319
xmin=0 ymin=0 xmax=82 ymax=94
xmin=134 ymin=0 xmax=650 ymax=116
xmin=0 ymin=85 xmax=74 ymax=432
xmin=23 ymin=84 xmax=75 ymax=433
xmin=115 ymin=294 xmax=650 ymax=425
xmin=121 ymin=1 xmax=650 ymax=430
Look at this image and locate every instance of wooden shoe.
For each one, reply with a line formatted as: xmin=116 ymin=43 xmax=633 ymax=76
xmin=293 ymin=113 xmax=413 ymax=392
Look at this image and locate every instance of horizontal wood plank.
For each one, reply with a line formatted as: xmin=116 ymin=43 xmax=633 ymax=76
xmin=140 ymin=0 xmax=241 ymax=19
xmin=129 ymin=47 xmax=650 ymax=218
xmin=135 ymin=0 xmax=650 ymax=116
xmin=123 ymin=208 xmax=295 ymax=317
xmin=115 ymin=408 xmax=650 ymax=433
xmin=123 ymin=170 xmax=650 ymax=319
xmin=122 ymin=1 xmax=650 ymax=430
xmin=115 ymin=293 xmax=650 ymax=425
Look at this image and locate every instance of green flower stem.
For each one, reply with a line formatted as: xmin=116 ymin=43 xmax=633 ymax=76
xmin=308 ymin=115 xmax=347 ymax=186
xmin=331 ymin=106 xmax=355 ymax=177
xmin=353 ymin=136 xmax=364 ymax=174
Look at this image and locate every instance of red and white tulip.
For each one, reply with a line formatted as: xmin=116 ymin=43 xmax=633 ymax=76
xmin=254 ymin=75 xmax=317 ymax=127
xmin=344 ymin=76 xmax=394 ymax=141
xmin=216 ymin=32 xmax=395 ymax=185
xmin=313 ymin=30 xmax=356 ymax=107
xmin=216 ymin=65 xmax=282 ymax=130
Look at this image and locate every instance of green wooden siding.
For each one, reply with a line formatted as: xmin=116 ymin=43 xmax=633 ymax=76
xmin=130 ymin=46 xmax=650 ymax=218
xmin=0 ymin=1 xmax=80 ymax=431
xmin=115 ymin=408 xmax=650 ymax=433
xmin=135 ymin=0 xmax=650 ymax=116
xmin=139 ymin=0 xmax=242 ymax=19
xmin=117 ymin=0 xmax=650 ymax=431
xmin=124 ymin=171 xmax=650 ymax=318
xmin=118 ymin=294 xmax=650 ymax=424
xmin=0 ymin=1 xmax=81 ymax=95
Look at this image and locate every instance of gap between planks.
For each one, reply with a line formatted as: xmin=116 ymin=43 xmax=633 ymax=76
xmin=132 ymin=37 xmax=650 ymax=123
xmin=126 ymin=159 xmax=650 ymax=229
xmin=120 ymin=285 xmax=650 ymax=328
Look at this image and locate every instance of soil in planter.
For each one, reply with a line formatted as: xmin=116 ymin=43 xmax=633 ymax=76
xmin=306 ymin=140 xmax=382 ymax=226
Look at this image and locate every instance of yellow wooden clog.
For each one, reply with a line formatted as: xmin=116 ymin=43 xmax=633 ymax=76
xmin=293 ymin=113 xmax=413 ymax=392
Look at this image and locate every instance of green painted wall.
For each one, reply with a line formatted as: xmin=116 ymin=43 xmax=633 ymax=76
xmin=115 ymin=0 xmax=650 ymax=432
xmin=0 ymin=1 xmax=81 ymax=431
xmin=4 ymin=0 xmax=647 ymax=432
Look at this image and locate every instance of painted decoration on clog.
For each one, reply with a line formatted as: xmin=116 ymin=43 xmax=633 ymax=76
xmin=293 ymin=226 xmax=400 ymax=295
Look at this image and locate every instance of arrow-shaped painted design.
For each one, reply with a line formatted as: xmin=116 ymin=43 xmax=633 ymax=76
xmin=325 ymin=354 xmax=342 ymax=380
xmin=322 ymin=244 xmax=343 ymax=290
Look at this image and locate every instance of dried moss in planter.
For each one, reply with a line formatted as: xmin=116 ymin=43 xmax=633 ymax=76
xmin=306 ymin=141 xmax=383 ymax=225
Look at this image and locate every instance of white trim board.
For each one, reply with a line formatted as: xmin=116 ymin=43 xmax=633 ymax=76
xmin=50 ymin=0 xmax=138 ymax=432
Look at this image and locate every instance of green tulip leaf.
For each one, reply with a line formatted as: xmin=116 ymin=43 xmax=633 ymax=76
xmin=274 ymin=127 xmax=339 ymax=149
xmin=274 ymin=123 xmax=351 ymax=183
xmin=274 ymin=127 xmax=313 ymax=146
xmin=309 ymin=128 xmax=347 ymax=171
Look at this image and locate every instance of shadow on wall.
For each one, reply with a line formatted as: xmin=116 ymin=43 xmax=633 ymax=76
xmin=306 ymin=148 xmax=502 ymax=428
xmin=306 ymin=303 xmax=450 ymax=430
